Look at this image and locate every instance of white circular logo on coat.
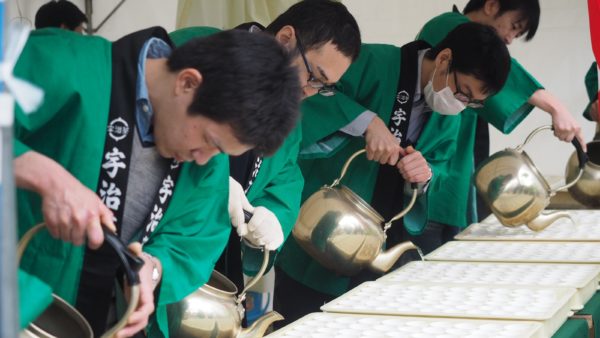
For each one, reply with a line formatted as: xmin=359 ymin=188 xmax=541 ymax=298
xmin=108 ymin=117 xmax=129 ymax=141
xmin=397 ymin=90 xmax=410 ymax=104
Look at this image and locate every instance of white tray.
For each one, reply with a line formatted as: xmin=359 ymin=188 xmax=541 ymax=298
xmin=456 ymin=210 xmax=600 ymax=241
xmin=321 ymin=282 xmax=575 ymax=337
xmin=377 ymin=261 xmax=600 ymax=310
xmin=426 ymin=241 xmax=600 ymax=263
xmin=266 ymin=312 xmax=544 ymax=338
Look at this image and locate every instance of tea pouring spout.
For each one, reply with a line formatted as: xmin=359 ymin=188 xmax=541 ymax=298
xmin=238 ymin=311 xmax=284 ymax=338
xmin=526 ymin=211 xmax=572 ymax=231
xmin=368 ymin=241 xmax=418 ymax=273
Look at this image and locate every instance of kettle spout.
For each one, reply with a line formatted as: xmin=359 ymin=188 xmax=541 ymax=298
xmin=526 ymin=211 xmax=572 ymax=231
xmin=240 ymin=311 xmax=284 ymax=338
xmin=368 ymin=241 xmax=418 ymax=274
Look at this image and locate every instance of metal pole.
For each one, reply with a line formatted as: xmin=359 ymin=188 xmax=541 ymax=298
xmin=84 ymin=0 xmax=127 ymax=35
xmin=0 ymin=95 xmax=17 ymax=337
xmin=0 ymin=0 xmax=19 ymax=334
xmin=84 ymin=0 xmax=93 ymax=35
xmin=92 ymin=0 xmax=126 ymax=34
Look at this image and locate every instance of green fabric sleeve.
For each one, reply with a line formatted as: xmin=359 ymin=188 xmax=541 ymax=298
xmin=300 ymin=91 xmax=369 ymax=150
xmin=13 ymin=28 xmax=112 ymax=162
xmin=476 ymin=58 xmax=542 ymax=133
xmin=249 ymin=126 xmax=303 ymax=244
xmin=583 ymin=62 xmax=598 ymax=120
xmin=19 ymin=269 xmax=53 ymax=329
xmin=242 ymin=126 xmax=304 ymax=276
xmin=403 ymin=113 xmax=460 ymax=233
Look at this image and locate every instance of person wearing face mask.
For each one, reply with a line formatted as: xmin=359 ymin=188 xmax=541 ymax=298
xmin=412 ymin=0 xmax=585 ymax=243
xmin=274 ymin=22 xmax=510 ymax=326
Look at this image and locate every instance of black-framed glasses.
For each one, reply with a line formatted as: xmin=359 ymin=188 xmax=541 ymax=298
xmin=452 ymin=71 xmax=485 ymax=109
xmin=296 ymin=34 xmax=336 ymax=97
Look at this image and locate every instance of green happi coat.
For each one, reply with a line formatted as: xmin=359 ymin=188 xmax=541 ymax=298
xmin=14 ymin=28 xmax=231 ymax=338
xmin=417 ymin=11 xmax=543 ymax=227
xmin=19 ymin=269 xmax=53 ymax=329
xmin=170 ymin=27 xmax=304 ymax=273
xmin=584 ymin=62 xmax=598 ymax=120
xmin=277 ymin=43 xmax=459 ymax=296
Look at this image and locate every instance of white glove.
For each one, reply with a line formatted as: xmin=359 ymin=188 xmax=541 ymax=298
xmin=246 ymin=206 xmax=284 ymax=251
xmin=228 ymin=176 xmax=253 ymax=236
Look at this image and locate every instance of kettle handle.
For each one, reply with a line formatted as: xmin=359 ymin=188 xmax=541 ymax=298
xmin=18 ymin=223 xmax=144 ymax=338
xmin=571 ymin=137 xmax=589 ymax=170
xmin=516 ymin=125 xmax=589 ymax=192
xmin=236 ymin=211 xmax=271 ymax=306
xmin=383 ymin=187 xmax=418 ymax=233
xmin=331 ymin=149 xmax=419 ymax=232
xmin=515 ymin=125 xmax=552 ymax=151
xmin=555 ymin=136 xmax=588 ymax=192
xmin=330 ymin=149 xmax=368 ymax=187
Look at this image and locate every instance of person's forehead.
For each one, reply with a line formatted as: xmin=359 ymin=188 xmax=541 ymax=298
xmin=209 ymin=121 xmax=249 ymax=153
xmin=459 ymin=74 xmax=488 ymax=98
xmin=308 ymin=43 xmax=351 ymax=82
xmin=498 ymin=9 xmax=528 ymax=25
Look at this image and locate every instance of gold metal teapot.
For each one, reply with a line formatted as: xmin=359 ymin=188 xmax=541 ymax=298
xmin=292 ymin=149 xmax=419 ymax=277
xmin=19 ymin=224 xmax=144 ymax=338
xmin=565 ymin=139 xmax=600 ymax=207
xmin=167 ymin=240 xmax=282 ymax=338
xmin=475 ymin=125 xmax=588 ymax=231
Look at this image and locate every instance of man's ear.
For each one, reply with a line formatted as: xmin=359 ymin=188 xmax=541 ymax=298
xmin=483 ymin=0 xmax=500 ymax=17
xmin=175 ymin=68 xmax=202 ymax=95
xmin=274 ymin=25 xmax=296 ymax=51
xmin=435 ymin=48 xmax=453 ymax=71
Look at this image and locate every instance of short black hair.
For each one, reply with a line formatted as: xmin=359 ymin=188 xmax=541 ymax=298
xmin=35 ymin=0 xmax=88 ymax=30
xmin=168 ymin=30 xmax=301 ymax=156
xmin=463 ymin=0 xmax=540 ymax=41
xmin=265 ymin=0 xmax=361 ymax=62
xmin=425 ymin=22 xmax=510 ymax=96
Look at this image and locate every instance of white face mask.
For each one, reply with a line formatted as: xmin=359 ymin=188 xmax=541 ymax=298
xmin=424 ymin=65 xmax=466 ymax=116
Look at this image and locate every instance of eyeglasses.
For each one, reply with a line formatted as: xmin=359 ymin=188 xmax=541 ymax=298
xmin=296 ymin=34 xmax=336 ymax=97
xmin=452 ymin=71 xmax=485 ymax=109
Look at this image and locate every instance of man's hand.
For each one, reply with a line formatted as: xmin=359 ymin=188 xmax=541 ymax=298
xmin=528 ymin=89 xmax=586 ymax=150
xmin=117 ymin=243 xmax=159 ymax=338
xmin=15 ymin=151 xmax=115 ymax=249
xmin=364 ymin=116 xmax=402 ymax=165
xmin=245 ymin=206 xmax=284 ymax=251
xmin=396 ymin=146 xmax=432 ymax=183
xmin=228 ymin=176 xmax=253 ymax=236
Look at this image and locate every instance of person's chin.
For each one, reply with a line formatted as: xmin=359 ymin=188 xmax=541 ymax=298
xmin=155 ymin=144 xmax=172 ymax=160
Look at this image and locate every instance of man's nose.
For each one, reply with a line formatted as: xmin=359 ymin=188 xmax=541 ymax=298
xmin=302 ymin=85 xmax=318 ymax=98
xmin=504 ymin=32 xmax=517 ymax=45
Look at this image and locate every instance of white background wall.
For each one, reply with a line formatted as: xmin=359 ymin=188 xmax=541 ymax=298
xmin=6 ymin=0 xmax=596 ymax=176
xmin=6 ymin=0 xmax=176 ymax=40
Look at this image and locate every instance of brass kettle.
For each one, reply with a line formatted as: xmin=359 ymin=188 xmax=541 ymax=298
xmin=565 ymin=139 xmax=600 ymax=207
xmin=293 ymin=149 xmax=419 ymax=277
xmin=167 ymin=242 xmax=282 ymax=338
xmin=475 ymin=125 xmax=588 ymax=231
xmin=20 ymin=224 xmax=144 ymax=338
